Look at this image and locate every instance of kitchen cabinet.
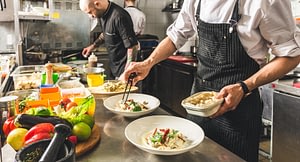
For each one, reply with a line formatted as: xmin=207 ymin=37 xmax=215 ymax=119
xmin=272 ymin=75 xmax=300 ymax=162
xmin=151 ymin=58 xmax=196 ymax=117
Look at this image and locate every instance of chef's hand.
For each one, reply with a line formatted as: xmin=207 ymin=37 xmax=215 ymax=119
xmin=82 ymin=44 xmax=95 ymax=58
xmin=119 ymin=60 xmax=152 ymax=85
xmin=210 ymin=83 xmax=245 ymax=118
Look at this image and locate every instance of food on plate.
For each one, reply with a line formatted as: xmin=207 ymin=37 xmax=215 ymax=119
xmin=117 ymin=99 xmax=148 ymax=112
xmin=184 ymin=91 xmax=219 ymax=107
xmin=52 ymin=63 xmax=72 ymax=72
xmin=103 ymin=80 xmax=126 ymax=92
xmin=144 ymin=128 xmax=188 ymax=150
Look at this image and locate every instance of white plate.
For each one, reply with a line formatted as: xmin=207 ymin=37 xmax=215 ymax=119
xmin=103 ymin=93 xmax=160 ymax=117
xmin=88 ymin=80 xmax=138 ymax=95
xmin=125 ymin=115 xmax=204 ymax=155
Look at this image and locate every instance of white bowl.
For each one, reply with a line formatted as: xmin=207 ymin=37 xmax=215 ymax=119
xmin=125 ymin=115 xmax=204 ymax=155
xmin=181 ymin=91 xmax=224 ymax=117
xmin=103 ymin=93 xmax=160 ymax=118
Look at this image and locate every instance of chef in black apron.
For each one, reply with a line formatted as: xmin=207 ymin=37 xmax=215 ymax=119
xmin=187 ymin=1 xmax=262 ymax=161
xmin=120 ymin=0 xmax=300 ymax=161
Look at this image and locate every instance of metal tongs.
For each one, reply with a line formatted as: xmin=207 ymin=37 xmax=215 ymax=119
xmin=121 ymin=73 xmax=137 ymax=104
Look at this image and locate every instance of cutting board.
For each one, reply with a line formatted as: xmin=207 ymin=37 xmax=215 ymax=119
xmin=168 ymin=55 xmax=197 ymax=63
xmin=76 ymin=124 xmax=101 ymax=157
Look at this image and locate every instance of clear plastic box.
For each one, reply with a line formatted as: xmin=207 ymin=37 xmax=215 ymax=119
xmin=10 ymin=65 xmax=45 ymax=90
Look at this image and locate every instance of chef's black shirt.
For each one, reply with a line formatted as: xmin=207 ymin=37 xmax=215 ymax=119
xmin=99 ymin=2 xmax=138 ymax=78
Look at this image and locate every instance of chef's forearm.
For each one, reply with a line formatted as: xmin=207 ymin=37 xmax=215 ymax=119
xmin=245 ymin=55 xmax=300 ymax=91
xmin=93 ymin=33 xmax=104 ymax=47
xmin=145 ymin=36 xmax=177 ymax=68
xmin=128 ymin=44 xmax=139 ymax=62
xmin=126 ymin=44 xmax=139 ymax=68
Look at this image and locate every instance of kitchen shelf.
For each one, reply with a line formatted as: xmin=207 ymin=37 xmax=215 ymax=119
xmin=18 ymin=15 xmax=50 ymax=21
xmin=18 ymin=11 xmax=50 ymax=21
xmin=14 ymin=0 xmax=53 ymax=65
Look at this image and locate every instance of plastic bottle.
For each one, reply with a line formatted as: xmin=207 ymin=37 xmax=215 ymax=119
xmin=88 ymin=53 xmax=98 ymax=68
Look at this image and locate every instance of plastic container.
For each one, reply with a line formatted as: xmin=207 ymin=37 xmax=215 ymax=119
xmin=88 ymin=53 xmax=97 ymax=68
xmin=41 ymin=72 xmax=59 ymax=84
xmin=10 ymin=65 xmax=44 ymax=90
xmin=87 ymin=74 xmax=104 ymax=87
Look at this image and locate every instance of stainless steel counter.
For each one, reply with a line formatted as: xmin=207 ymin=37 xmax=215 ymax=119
xmin=76 ymin=98 xmax=245 ymax=162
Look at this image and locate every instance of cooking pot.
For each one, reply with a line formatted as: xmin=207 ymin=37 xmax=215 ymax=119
xmin=80 ymin=67 xmax=105 ymax=83
xmin=15 ymin=139 xmax=75 ymax=162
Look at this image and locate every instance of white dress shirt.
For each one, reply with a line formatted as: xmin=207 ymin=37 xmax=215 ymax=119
xmin=125 ymin=6 xmax=146 ymax=35
xmin=167 ymin=0 xmax=300 ymax=65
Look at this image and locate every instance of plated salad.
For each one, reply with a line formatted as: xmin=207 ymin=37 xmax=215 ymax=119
xmin=117 ymin=99 xmax=149 ymax=112
xmin=144 ymin=128 xmax=187 ymax=150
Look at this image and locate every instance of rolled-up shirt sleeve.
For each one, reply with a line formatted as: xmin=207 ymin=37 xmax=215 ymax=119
xmin=254 ymin=0 xmax=300 ymax=58
xmin=166 ymin=0 xmax=198 ymax=50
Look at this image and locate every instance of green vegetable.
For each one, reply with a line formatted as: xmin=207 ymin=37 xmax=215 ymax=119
xmin=59 ymin=95 xmax=94 ymax=125
xmin=150 ymin=132 xmax=163 ymax=143
xmin=18 ymin=96 xmax=35 ymax=113
xmin=25 ymin=107 xmax=52 ymax=116
xmin=132 ymin=105 xmax=142 ymax=112
xmin=168 ymin=129 xmax=179 ymax=138
xmin=129 ymin=100 xmax=142 ymax=112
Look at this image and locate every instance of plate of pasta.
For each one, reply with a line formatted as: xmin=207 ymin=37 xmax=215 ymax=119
xmin=103 ymin=93 xmax=160 ymax=117
xmin=88 ymin=80 xmax=138 ymax=95
xmin=125 ymin=115 xmax=204 ymax=155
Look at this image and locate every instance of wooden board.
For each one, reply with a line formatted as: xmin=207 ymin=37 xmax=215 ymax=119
xmin=75 ymin=124 xmax=101 ymax=157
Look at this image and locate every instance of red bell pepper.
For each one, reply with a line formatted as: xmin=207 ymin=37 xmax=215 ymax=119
xmin=2 ymin=116 xmax=16 ymax=137
xmin=24 ymin=123 xmax=55 ymax=145
xmin=24 ymin=132 xmax=52 ymax=146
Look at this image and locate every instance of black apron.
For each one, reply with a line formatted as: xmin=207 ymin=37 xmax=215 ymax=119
xmin=187 ymin=1 xmax=263 ymax=161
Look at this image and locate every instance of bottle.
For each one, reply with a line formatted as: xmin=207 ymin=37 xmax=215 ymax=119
xmin=88 ymin=53 xmax=97 ymax=68
xmin=45 ymin=62 xmax=53 ymax=85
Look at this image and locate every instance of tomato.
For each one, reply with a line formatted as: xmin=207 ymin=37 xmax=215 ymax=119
xmin=3 ymin=116 xmax=16 ymax=137
xmin=59 ymin=97 xmax=72 ymax=108
xmin=66 ymin=102 xmax=78 ymax=111
xmin=72 ymin=122 xmax=91 ymax=142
